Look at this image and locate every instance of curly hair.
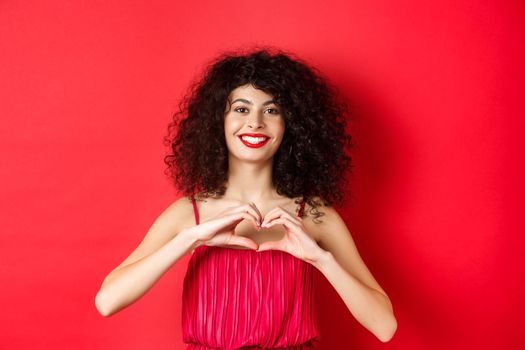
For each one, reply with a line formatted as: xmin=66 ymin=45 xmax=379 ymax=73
xmin=163 ymin=46 xmax=353 ymax=223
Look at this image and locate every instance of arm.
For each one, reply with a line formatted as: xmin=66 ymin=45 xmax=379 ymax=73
xmin=94 ymin=197 xmax=199 ymax=317
xmin=308 ymin=205 xmax=398 ymax=342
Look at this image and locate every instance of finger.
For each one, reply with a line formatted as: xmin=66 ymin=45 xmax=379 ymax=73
xmin=262 ymin=208 xmax=301 ymax=227
xmin=227 ymin=236 xmax=259 ymax=250
xmin=280 ymin=208 xmax=302 ymax=225
xmin=229 ymin=204 xmax=262 ymax=227
xmin=269 ymin=206 xmax=302 ymax=225
xmin=262 ymin=206 xmax=279 ymax=221
xmin=220 ymin=211 xmax=260 ymax=230
xmin=261 ymin=207 xmax=281 ymax=226
xmin=256 ymin=239 xmax=285 ymax=252
xmin=263 ymin=217 xmax=300 ymax=231
xmin=247 ymin=202 xmax=263 ymax=226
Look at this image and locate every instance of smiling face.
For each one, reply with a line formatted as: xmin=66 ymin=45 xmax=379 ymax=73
xmin=224 ymin=84 xmax=285 ymax=163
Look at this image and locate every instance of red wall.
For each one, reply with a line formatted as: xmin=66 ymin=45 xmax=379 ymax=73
xmin=1 ymin=1 xmax=522 ymax=349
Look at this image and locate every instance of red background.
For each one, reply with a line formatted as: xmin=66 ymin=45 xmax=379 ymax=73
xmin=1 ymin=0 xmax=523 ymax=349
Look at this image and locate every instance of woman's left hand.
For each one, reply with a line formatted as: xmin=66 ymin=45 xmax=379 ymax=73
xmin=256 ymin=206 xmax=327 ymax=265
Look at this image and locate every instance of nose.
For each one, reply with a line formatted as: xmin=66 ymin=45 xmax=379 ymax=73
xmin=247 ymin=113 xmax=265 ymax=129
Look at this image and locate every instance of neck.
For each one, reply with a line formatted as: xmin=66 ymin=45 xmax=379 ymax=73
xmin=223 ymin=155 xmax=279 ymax=203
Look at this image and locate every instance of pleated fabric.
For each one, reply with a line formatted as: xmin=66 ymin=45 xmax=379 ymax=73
xmin=182 ymin=245 xmax=320 ymax=349
xmin=181 ymin=195 xmax=320 ymax=349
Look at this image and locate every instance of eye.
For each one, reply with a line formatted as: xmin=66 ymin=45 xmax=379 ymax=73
xmin=265 ymin=108 xmax=280 ymax=115
xmin=234 ymin=107 xmax=248 ymax=113
xmin=233 ymin=106 xmax=280 ymax=115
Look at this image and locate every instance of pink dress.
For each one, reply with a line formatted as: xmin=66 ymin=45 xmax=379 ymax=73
xmin=182 ymin=195 xmax=321 ymax=349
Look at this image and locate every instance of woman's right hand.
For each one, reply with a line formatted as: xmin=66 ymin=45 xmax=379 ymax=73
xmin=187 ymin=202 xmax=263 ymax=251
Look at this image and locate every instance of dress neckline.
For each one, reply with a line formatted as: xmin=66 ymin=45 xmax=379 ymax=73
xmin=197 ymin=245 xmax=280 ymax=252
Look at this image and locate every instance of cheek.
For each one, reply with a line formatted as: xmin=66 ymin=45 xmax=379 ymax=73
xmin=224 ymin=117 xmax=244 ymax=139
xmin=273 ymin=120 xmax=286 ymax=138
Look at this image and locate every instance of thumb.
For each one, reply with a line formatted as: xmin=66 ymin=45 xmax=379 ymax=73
xmin=257 ymin=241 xmax=279 ymax=252
xmin=228 ymin=236 xmax=259 ymax=250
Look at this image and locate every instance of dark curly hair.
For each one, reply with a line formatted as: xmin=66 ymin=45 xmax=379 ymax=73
xmin=163 ymin=46 xmax=353 ymax=223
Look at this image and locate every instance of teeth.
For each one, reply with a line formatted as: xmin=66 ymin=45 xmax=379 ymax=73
xmin=241 ymin=136 xmax=268 ymax=144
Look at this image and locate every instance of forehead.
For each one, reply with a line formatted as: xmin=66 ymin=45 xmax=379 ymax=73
xmin=228 ymin=84 xmax=274 ymax=100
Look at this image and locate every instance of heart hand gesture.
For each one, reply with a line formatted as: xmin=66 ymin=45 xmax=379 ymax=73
xmin=256 ymin=206 xmax=325 ymax=265
xmin=188 ymin=202 xmax=263 ymax=252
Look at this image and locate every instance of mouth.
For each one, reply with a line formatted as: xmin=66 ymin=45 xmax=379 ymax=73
xmin=237 ymin=134 xmax=271 ymax=148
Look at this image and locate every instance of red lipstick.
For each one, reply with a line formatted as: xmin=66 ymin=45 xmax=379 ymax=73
xmin=238 ymin=133 xmax=271 ymax=148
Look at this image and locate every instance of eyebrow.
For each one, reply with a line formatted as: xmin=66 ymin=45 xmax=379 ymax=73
xmin=231 ymin=98 xmax=277 ymax=106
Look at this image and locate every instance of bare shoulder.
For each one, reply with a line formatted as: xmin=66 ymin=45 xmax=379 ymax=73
xmin=162 ymin=195 xmax=198 ymax=231
xmin=303 ymin=196 xmax=389 ymax=297
xmin=301 ymin=196 xmax=339 ymax=242
xmin=146 ymin=195 xmax=197 ymax=234
xmin=108 ymin=196 xmax=196 ymax=273
xmin=302 ymin=195 xmax=352 ymax=252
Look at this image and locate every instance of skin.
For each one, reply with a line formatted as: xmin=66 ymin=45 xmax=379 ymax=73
xmin=95 ymin=84 xmax=397 ymax=343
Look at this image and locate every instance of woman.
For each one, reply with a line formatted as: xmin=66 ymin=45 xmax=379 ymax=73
xmin=95 ymin=48 xmax=397 ymax=348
